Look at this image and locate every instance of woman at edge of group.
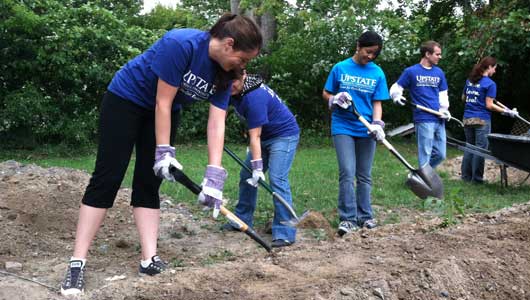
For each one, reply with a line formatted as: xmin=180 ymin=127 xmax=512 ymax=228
xmin=224 ymin=71 xmax=300 ymax=248
xmin=322 ymin=31 xmax=390 ymax=236
xmin=461 ymin=56 xmax=518 ymax=183
xmin=60 ymin=13 xmax=262 ymax=296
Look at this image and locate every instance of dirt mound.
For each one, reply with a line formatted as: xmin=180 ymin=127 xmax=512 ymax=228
xmin=1 ymin=161 xmax=529 ymax=300
xmin=439 ymin=155 xmax=530 ymax=185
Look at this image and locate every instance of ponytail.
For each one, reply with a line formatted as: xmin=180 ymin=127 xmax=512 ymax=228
xmin=468 ymin=56 xmax=496 ymax=84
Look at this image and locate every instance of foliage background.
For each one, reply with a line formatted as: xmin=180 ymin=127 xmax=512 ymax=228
xmin=1 ymin=0 xmax=529 ymax=148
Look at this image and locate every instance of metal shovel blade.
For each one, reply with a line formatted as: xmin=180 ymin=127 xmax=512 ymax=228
xmin=405 ymin=164 xmax=444 ymax=199
xmin=280 ymin=210 xmax=311 ymax=227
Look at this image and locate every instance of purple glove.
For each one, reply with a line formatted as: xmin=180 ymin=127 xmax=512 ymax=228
xmin=246 ymin=158 xmax=265 ymax=187
xmin=367 ymin=120 xmax=386 ymax=141
xmin=198 ymin=165 xmax=227 ymax=219
xmin=502 ymin=108 xmax=519 ymax=118
xmin=329 ymin=92 xmax=352 ymax=110
xmin=153 ymin=145 xmax=183 ymax=181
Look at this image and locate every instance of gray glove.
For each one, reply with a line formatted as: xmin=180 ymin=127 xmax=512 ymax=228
xmin=153 ymin=145 xmax=183 ymax=181
xmin=502 ymin=108 xmax=519 ymax=118
xmin=246 ymin=158 xmax=265 ymax=187
xmin=367 ymin=120 xmax=385 ymax=141
xmin=329 ymin=92 xmax=352 ymax=110
xmin=198 ymin=165 xmax=227 ymax=219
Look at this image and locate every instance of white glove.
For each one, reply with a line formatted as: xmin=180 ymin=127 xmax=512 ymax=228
xmin=198 ymin=165 xmax=228 ymax=219
xmin=153 ymin=145 xmax=183 ymax=181
xmin=392 ymin=95 xmax=406 ymax=106
xmin=367 ymin=120 xmax=386 ymax=141
xmin=502 ymin=108 xmax=519 ymax=118
xmin=329 ymin=92 xmax=352 ymax=110
xmin=389 ymin=83 xmax=406 ymax=106
xmin=439 ymin=109 xmax=452 ymax=121
xmin=246 ymin=159 xmax=265 ymax=187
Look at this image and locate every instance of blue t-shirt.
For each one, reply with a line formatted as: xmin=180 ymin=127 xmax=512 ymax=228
xmin=231 ymin=84 xmax=300 ymax=141
xmin=463 ymin=76 xmax=496 ymax=121
xmin=324 ymin=58 xmax=390 ymax=137
xmin=108 ymin=29 xmax=231 ymax=111
xmin=397 ymin=63 xmax=448 ymax=123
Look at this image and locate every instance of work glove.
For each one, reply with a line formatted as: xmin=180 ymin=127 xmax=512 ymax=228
xmin=439 ymin=109 xmax=452 ymax=121
xmin=367 ymin=120 xmax=386 ymax=141
xmin=328 ymin=92 xmax=352 ymax=110
xmin=197 ymin=165 xmax=227 ymax=219
xmin=392 ymin=95 xmax=406 ymax=106
xmin=153 ymin=145 xmax=183 ymax=181
xmin=246 ymin=158 xmax=265 ymax=187
xmin=502 ymin=108 xmax=519 ymax=118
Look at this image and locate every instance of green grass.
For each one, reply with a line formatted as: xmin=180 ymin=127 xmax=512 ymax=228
xmin=2 ymin=139 xmax=529 ymax=229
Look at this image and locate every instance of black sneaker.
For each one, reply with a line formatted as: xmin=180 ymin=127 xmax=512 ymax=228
xmin=221 ymin=223 xmax=241 ymax=232
xmin=139 ymin=255 xmax=167 ymax=276
xmin=271 ymin=239 xmax=294 ymax=248
xmin=337 ymin=220 xmax=359 ymax=236
xmin=60 ymin=260 xmax=85 ymax=296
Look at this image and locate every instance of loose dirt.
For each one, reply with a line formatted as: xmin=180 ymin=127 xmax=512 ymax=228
xmin=0 ymin=160 xmax=529 ymax=300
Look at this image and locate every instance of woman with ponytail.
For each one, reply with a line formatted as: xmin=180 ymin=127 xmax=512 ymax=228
xmin=60 ymin=13 xmax=262 ymax=296
xmin=461 ymin=56 xmax=514 ymax=183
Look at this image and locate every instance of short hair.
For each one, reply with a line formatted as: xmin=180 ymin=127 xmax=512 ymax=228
xmin=420 ymin=41 xmax=441 ymax=57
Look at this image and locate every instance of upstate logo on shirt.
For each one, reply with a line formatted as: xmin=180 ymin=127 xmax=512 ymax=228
xmin=339 ymin=74 xmax=378 ymax=93
xmin=415 ymin=75 xmax=441 ymax=88
xmin=180 ymin=70 xmax=217 ymax=101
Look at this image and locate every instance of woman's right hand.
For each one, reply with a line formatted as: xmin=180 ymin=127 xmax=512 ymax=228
xmin=153 ymin=145 xmax=183 ymax=181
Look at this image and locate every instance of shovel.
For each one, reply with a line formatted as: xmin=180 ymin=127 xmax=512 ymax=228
xmin=169 ymin=166 xmax=272 ymax=252
xmin=350 ymin=102 xmax=444 ymax=199
xmin=493 ymin=99 xmax=530 ymax=126
xmin=223 ymin=146 xmax=310 ymax=227
xmin=406 ymin=101 xmax=464 ymax=127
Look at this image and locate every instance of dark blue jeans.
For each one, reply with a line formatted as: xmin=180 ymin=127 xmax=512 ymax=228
xmin=333 ymin=135 xmax=376 ymax=224
xmin=461 ymin=121 xmax=491 ymax=183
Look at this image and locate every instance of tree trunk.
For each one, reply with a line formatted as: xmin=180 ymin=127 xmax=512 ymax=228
xmin=260 ymin=11 xmax=276 ymax=51
xmin=230 ymin=0 xmax=240 ymax=14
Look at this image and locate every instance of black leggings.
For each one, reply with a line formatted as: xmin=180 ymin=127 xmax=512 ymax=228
xmin=82 ymin=92 xmax=180 ymax=209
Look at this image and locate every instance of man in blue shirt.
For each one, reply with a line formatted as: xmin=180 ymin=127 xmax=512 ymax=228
xmin=389 ymin=41 xmax=449 ymax=169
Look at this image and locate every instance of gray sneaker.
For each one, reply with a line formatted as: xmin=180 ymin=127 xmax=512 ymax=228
xmin=337 ymin=220 xmax=359 ymax=236
xmin=362 ymin=219 xmax=378 ymax=229
xmin=60 ymin=260 xmax=85 ymax=296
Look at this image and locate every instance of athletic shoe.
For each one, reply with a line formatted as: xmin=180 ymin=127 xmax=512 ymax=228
xmin=337 ymin=220 xmax=359 ymax=236
xmin=60 ymin=260 xmax=85 ymax=296
xmin=139 ymin=255 xmax=167 ymax=276
xmin=221 ymin=223 xmax=241 ymax=232
xmin=362 ymin=219 xmax=378 ymax=229
xmin=271 ymin=239 xmax=294 ymax=248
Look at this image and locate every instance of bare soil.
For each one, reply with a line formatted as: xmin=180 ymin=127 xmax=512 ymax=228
xmin=1 ymin=160 xmax=529 ymax=300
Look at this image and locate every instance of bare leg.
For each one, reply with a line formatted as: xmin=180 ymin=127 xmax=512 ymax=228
xmin=133 ymin=207 xmax=160 ymax=260
xmin=72 ymin=204 xmax=107 ymax=258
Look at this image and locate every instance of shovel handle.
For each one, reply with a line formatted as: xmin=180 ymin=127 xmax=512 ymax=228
xmin=223 ymin=146 xmax=300 ymax=222
xmin=169 ymin=167 xmax=272 ymax=252
xmin=494 ymin=100 xmax=530 ymax=126
xmin=357 ymin=115 xmax=416 ymax=171
xmin=220 ymin=207 xmax=271 ymax=252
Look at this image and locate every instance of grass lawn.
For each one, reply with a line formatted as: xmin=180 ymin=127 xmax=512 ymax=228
xmin=2 ymin=138 xmax=529 ymax=229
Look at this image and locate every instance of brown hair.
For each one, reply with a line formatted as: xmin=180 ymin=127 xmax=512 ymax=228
xmin=210 ymin=13 xmax=262 ymax=90
xmin=210 ymin=13 xmax=262 ymax=53
xmin=468 ymin=56 xmax=496 ymax=84
xmin=420 ymin=40 xmax=441 ymax=58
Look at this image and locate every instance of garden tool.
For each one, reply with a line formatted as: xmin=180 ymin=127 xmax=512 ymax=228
xmin=351 ymin=101 xmax=444 ymax=199
xmin=223 ymin=146 xmax=310 ymax=227
xmin=169 ymin=166 xmax=271 ymax=252
xmin=406 ymin=100 xmax=464 ymax=127
xmin=493 ymin=99 xmax=530 ymax=126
